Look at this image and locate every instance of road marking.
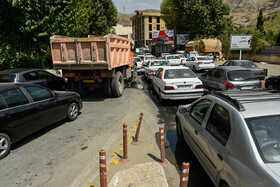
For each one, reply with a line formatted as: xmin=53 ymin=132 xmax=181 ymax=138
xmin=70 ymin=134 xmax=116 ymax=187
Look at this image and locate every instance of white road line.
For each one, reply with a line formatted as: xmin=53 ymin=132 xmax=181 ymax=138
xmin=70 ymin=134 xmax=116 ymax=187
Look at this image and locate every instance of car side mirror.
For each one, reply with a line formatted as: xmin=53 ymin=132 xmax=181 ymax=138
xmin=179 ymin=107 xmax=189 ymax=114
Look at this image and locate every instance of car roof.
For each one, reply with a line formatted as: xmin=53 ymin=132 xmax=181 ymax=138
xmin=228 ymin=60 xmax=253 ymax=63
xmin=216 ymin=66 xmax=248 ymax=71
xmin=0 ymin=68 xmax=43 ymax=74
xmin=161 ymin=66 xmax=190 ymax=70
xmin=207 ymin=90 xmax=280 ymax=118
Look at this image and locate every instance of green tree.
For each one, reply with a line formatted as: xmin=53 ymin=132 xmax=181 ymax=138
xmin=251 ymin=29 xmax=267 ymax=55
xmin=160 ymin=0 xmax=231 ymax=40
xmin=276 ymin=31 xmax=280 ymax=46
xmin=257 ymin=9 xmax=265 ymax=34
xmin=218 ymin=20 xmax=233 ymax=60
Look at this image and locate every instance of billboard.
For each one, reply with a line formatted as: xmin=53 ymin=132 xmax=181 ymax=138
xmin=152 ymin=30 xmax=174 ymax=44
xmin=177 ymin=34 xmax=189 ymax=45
xmin=230 ymin=35 xmax=253 ymax=50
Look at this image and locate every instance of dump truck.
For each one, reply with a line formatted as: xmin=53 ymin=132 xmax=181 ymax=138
xmin=185 ymin=39 xmax=222 ymax=58
xmin=50 ymin=34 xmax=136 ymax=97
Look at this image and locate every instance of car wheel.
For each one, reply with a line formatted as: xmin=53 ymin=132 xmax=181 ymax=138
xmin=158 ymin=89 xmax=166 ymax=105
xmin=176 ymin=120 xmax=184 ymax=143
xmin=67 ymin=102 xmax=79 ymax=121
xmin=267 ymin=84 xmax=274 ymax=90
xmin=111 ymin=71 xmax=124 ymax=97
xmin=103 ymin=78 xmax=112 ymax=97
xmin=0 ymin=133 xmax=11 ymax=159
xmin=192 ymin=65 xmax=197 ymax=72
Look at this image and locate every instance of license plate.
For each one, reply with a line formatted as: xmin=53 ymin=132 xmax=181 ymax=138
xmin=83 ymin=80 xmax=95 ymax=83
xmin=240 ymin=86 xmax=253 ymax=90
xmin=178 ymin=85 xmax=191 ymax=89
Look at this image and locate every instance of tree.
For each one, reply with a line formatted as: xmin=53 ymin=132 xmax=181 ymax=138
xmin=251 ymin=29 xmax=266 ymax=55
xmin=276 ymin=31 xmax=280 ymax=46
xmin=256 ymin=9 xmax=265 ymax=34
xmin=218 ymin=20 xmax=233 ymax=60
xmin=160 ymin=0 xmax=232 ymax=40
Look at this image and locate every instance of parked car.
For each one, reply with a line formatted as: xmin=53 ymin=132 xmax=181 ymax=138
xmin=164 ymin=55 xmax=182 ymax=66
xmin=185 ymin=56 xmax=215 ymax=72
xmin=222 ymin=60 xmax=265 ymax=80
xmin=265 ymin=75 xmax=280 ymax=90
xmin=151 ymin=66 xmax=204 ymax=103
xmin=0 ymin=83 xmax=82 ymax=159
xmin=176 ymin=90 xmax=280 ymax=187
xmin=200 ymin=66 xmax=262 ymax=91
xmin=133 ymin=57 xmax=145 ymax=74
xmin=143 ymin=55 xmax=157 ymax=65
xmin=0 ymin=68 xmax=67 ymax=91
xmin=144 ymin=60 xmax=170 ymax=81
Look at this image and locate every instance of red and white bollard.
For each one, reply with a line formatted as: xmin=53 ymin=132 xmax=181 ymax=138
xmin=159 ymin=126 xmax=169 ymax=166
xmin=180 ymin=162 xmax=190 ymax=187
xmin=120 ymin=123 xmax=130 ymax=163
xmin=132 ymin=112 xmax=144 ymax=145
xmin=99 ymin=150 xmax=107 ymax=187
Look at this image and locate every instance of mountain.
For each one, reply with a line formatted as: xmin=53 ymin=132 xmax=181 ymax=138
xmin=117 ymin=12 xmax=133 ymax=27
xmin=223 ymin=0 xmax=280 ymax=28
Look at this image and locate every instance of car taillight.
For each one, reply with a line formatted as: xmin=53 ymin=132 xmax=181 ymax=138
xmin=258 ymin=81 xmax=262 ymax=87
xmin=195 ymin=85 xmax=204 ymax=89
xmin=142 ymin=62 xmax=144 ymax=67
xmin=0 ymin=73 xmax=6 ymax=75
xmin=224 ymin=82 xmax=234 ymax=88
xmin=198 ymin=61 xmax=203 ymax=64
xmin=181 ymin=60 xmax=183 ymax=64
xmin=212 ymin=61 xmax=215 ymax=64
xmin=165 ymin=86 xmax=174 ymax=90
xmin=260 ymin=72 xmax=265 ymax=75
xmin=149 ymin=70 xmax=157 ymax=73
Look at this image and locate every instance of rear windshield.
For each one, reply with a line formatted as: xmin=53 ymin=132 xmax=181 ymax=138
xmin=151 ymin=61 xmax=169 ymax=67
xmin=135 ymin=58 xmax=142 ymax=62
xmin=167 ymin=56 xmax=180 ymax=59
xmin=246 ymin=115 xmax=280 ymax=163
xmin=237 ymin=61 xmax=258 ymax=68
xmin=227 ymin=70 xmax=257 ymax=81
xmin=0 ymin=73 xmax=16 ymax=82
xmin=197 ymin=57 xmax=210 ymax=60
xmin=164 ymin=69 xmax=196 ymax=79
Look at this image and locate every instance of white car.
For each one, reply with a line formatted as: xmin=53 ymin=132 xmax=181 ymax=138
xmin=177 ymin=54 xmax=188 ymax=65
xmin=144 ymin=60 xmax=170 ymax=81
xmin=185 ymin=56 xmax=214 ymax=72
xmin=134 ymin=57 xmax=144 ymax=74
xmin=161 ymin=53 xmax=171 ymax=59
xmin=143 ymin=55 xmax=157 ymax=65
xmin=151 ymin=66 xmax=204 ymax=103
xmin=164 ymin=55 xmax=182 ymax=66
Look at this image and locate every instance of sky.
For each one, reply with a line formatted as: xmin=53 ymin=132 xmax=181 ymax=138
xmin=112 ymin=0 xmax=162 ymax=14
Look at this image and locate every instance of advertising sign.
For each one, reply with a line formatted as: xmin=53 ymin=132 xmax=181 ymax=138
xmin=177 ymin=34 xmax=189 ymax=45
xmin=230 ymin=35 xmax=253 ymax=50
xmin=152 ymin=30 xmax=174 ymax=44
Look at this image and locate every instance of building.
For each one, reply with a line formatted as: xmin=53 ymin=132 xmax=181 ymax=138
xmin=112 ymin=24 xmax=132 ymax=35
xmin=130 ymin=9 xmax=167 ymax=48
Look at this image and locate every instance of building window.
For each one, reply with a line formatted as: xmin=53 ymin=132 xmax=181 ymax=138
xmin=149 ymin=24 xmax=152 ymax=31
xmin=149 ymin=33 xmax=152 ymax=39
xmin=157 ymin=17 xmax=160 ymax=23
xmin=149 ymin=17 xmax=152 ymax=23
xmin=157 ymin=25 xmax=160 ymax=31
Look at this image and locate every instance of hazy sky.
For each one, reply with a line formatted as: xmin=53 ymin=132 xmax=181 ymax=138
xmin=112 ymin=0 xmax=162 ymax=14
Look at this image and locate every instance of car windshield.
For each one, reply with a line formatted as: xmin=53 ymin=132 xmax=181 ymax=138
xmin=237 ymin=61 xmax=258 ymax=68
xmin=146 ymin=56 xmax=157 ymax=60
xmin=178 ymin=55 xmax=185 ymax=58
xmin=167 ymin=56 xmax=180 ymax=59
xmin=227 ymin=70 xmax=257 ymax=81
xmin=0 ymin=73 xmax=16 ymax=82
xmin=150 ymin=61 xmax=169 ymax=67
xmin=135 ymin=58 xmax=142 ymax=62
xmin=197 ymin=57 xmax=210 ymax=60
xmin=164 ymin=69 xmax=196 ymax=79
xmin=246 ymin=115 xmax=280 ymax=163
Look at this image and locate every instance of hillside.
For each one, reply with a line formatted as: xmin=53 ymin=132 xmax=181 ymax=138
xmin=223 ymin=0 xmax=280 ymax=28
xmin=117 ymin=12 xmax=133 ymax=27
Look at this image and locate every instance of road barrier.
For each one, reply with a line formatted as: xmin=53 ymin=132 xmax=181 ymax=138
xmin=132 ymin=112 xmax=144 ymax=145
xmin=99 ymin=150 xmax=107 ymax=187
xmin=120 ymin=123 xmax=130 ymax=163
xmin=180 ymin=162 xmax=190 ymax=187
xmin=159 ymin=126 xmax=168 ymax=166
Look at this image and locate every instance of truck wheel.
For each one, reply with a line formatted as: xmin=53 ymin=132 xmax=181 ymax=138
xmin=77 ymin=82 xmax=89 ymax=97
xmin=104 ymin=78 xmax=112 ymax=97
xmin=0 ymin=133 xmax=10 ymax=159
xmin=111 ymin=71 xmax=124 ymax=97
xmin=67 ymin=78 xmax=76 ymax=91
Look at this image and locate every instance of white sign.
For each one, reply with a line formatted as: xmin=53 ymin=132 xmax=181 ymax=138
xmin=177 ymin=34 xmax=189 ymax=45
xmin=230 ymin=35 xmax=253 ymax=50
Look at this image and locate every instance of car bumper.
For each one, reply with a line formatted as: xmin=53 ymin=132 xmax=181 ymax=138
xmin=137 ymin=68 xmax=145 ymax=73
xmin=197 ymin=64 xmax=215 ymax=70
xmin=160 ymin=91 xmax=204 ymax=100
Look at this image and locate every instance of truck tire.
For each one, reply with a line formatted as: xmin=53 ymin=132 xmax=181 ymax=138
xmin=103 ymin=78 xmax=112 ymax=97
xmin=111 ymin=71 xmax=124 ymax=97
xmin=67 ymin=78 xmax=76 ymax=91
xmin=77 ymin=82 xmax=89 ymax=97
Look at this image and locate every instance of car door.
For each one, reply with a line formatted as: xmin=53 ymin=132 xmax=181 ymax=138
xmin=201 ymin=68 xmax=217 ymax=90
xmin=36 ymin=70 xmax=61 ymax=90
xmin=152 ymin=68 xmax=163 ymax=94
xmin=179 ymin=99 xmax=213 ymax=170
xmin=22 ymin=71 xmax=47 ymax=87
xmin=198 ymin=103 xmax=232 ymax=183
xmin=212 ymin=69 xmax=225 ymax=90
xmin=0 ymin=88 xmax=38 ymax=142
xmin=22 ymin=85 xmax=68 ymax=127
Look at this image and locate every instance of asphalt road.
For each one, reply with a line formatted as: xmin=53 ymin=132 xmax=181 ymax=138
xmin=1 ymin=61 xmax=279 ymax=187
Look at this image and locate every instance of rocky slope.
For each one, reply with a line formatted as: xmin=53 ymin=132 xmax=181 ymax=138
xmin=223 ymin=0 xmax=280 ymax=27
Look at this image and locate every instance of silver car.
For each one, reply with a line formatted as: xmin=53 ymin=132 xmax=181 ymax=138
xmin=200 ymin=66 xmax=262 ymax=91
xmin=176 ymin=90 xmax=280 ymax=187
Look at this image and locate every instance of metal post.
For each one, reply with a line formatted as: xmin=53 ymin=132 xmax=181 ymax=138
xmin=159 ymin=126 xmax=168 ymax=166
xmin=180 ymin=162 xmax=190 ymax=187
xmin=120 ymin=123 xmax=130 ymax=162
xmin=132 ymin=112 xmax=144 ymax=145
xmin=99 ymin=150 xmax=107 ymax=187
xmin=239 ymin=49 xmax=242 ymax=60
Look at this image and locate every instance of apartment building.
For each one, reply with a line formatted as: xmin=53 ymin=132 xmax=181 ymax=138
xmin=130 ymin=9 xmax=167 ymax=48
